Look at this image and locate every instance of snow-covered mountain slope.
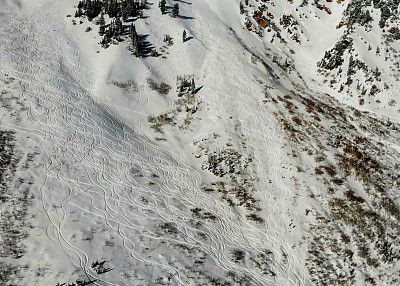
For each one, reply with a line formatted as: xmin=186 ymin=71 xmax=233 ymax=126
xmin=1 ymin=0 xmax=400 ymax=285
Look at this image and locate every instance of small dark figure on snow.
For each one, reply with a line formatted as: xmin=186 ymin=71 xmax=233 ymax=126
xmin=183 ymin=30 xmax=187 ymax=42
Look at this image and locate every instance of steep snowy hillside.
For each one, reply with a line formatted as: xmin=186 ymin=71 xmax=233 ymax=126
xmin=1 ymin=0 xmax=400 ymax=285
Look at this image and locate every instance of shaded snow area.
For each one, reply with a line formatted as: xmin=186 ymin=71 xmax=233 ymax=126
xmin=1 ymin=0 xmax=400 ymax=285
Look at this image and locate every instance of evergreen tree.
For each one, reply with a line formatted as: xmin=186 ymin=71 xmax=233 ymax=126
xmin=130 ymin=23 xmax=137 ymax=38
xmin=138 ymin=9 xmax=143 ymax=18
xmin=375 ymin=67 xmax=381 ymax=77
xmin=114 ymin=17 xmax=123 ymax=40
xmin=150 ymin=48 xmax=158 ymax=57
xmin=160 ymin=0 xmax=166 ymax=14
xmin=107 ymin=0 xmax=119 ymax=18
xmin=135 ymin=41 xmax=142 ymax=57
xmin=178 ymin=84 xmax=184 ymax=97
xmin=83 ymin=0 xmax=103 ymax=21
xmin=98 ymin=12 xmax=106 ymax=26
xmin=122 ymin=10 xmax=128 ymax=22
xmin=101 ymin=34 xmax=110 ymax=48
xmin=172 ymin=4 xmax=179 ymax=17
xmin=121 ymin=0 xmax=131 ymax=20
xmin=164 ymin=34 xmax=173 ymax=45
xmin=131 ymin=24 xmax=138 ymax=46
xmin=183 ymin=30 xmax=187 ymax=42
xmin=98 ymin=12 xmax=106 ymax=36
xmin=75 ymin=8 xmax=83 ymax=18
xmin=99 ymin=24 xmax=105 ymax=36
xmin=130 ymin=24 xmax=142 ymax=57
xmin=191 ymin=78 xmax=196 ymax=94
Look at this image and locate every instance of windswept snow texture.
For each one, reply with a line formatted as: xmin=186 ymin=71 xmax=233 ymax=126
xmin=1 ymin=0 xmax=400 ymax=285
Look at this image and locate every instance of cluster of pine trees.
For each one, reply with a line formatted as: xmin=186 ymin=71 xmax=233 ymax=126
xmin=75 ymin=0 xmax=147 ymax=21
xmin=177 ymin=76 xmax=196 ymax=97
xmin=75 ymin=0 xmax=102 ymax=20
xmin=73 ymin=0 xmax=184 ymax=57
xmin=158 ymin=0 xmax=179 ymax=17
xmin=74 ymin=0 xmax=150 ymax=56
xmin=100 ymin=16 xmax=124 ymax=47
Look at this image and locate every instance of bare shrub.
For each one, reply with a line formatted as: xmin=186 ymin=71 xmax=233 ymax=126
xmin=147 ymin=78 xmax=171 ymax=94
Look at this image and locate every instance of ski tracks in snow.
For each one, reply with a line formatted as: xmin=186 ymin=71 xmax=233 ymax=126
xmin=191 ymin=3 xmax=306 ymax=285
xmin=0 ymin=1 xmax=304 ymax=285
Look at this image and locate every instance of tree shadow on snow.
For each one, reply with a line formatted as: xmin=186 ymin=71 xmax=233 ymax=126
xmin=174 ymin=0 xmax=192 ymax=4
xmin=194 ymin=86 xmax=203 ymax=94
xmin=179 ymin=15 xmax=195 ymax=20
xmin=138 ymin=35 xmax=158 ymax=58
xmin=123 ymin=18 xmax=138 ymax=24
